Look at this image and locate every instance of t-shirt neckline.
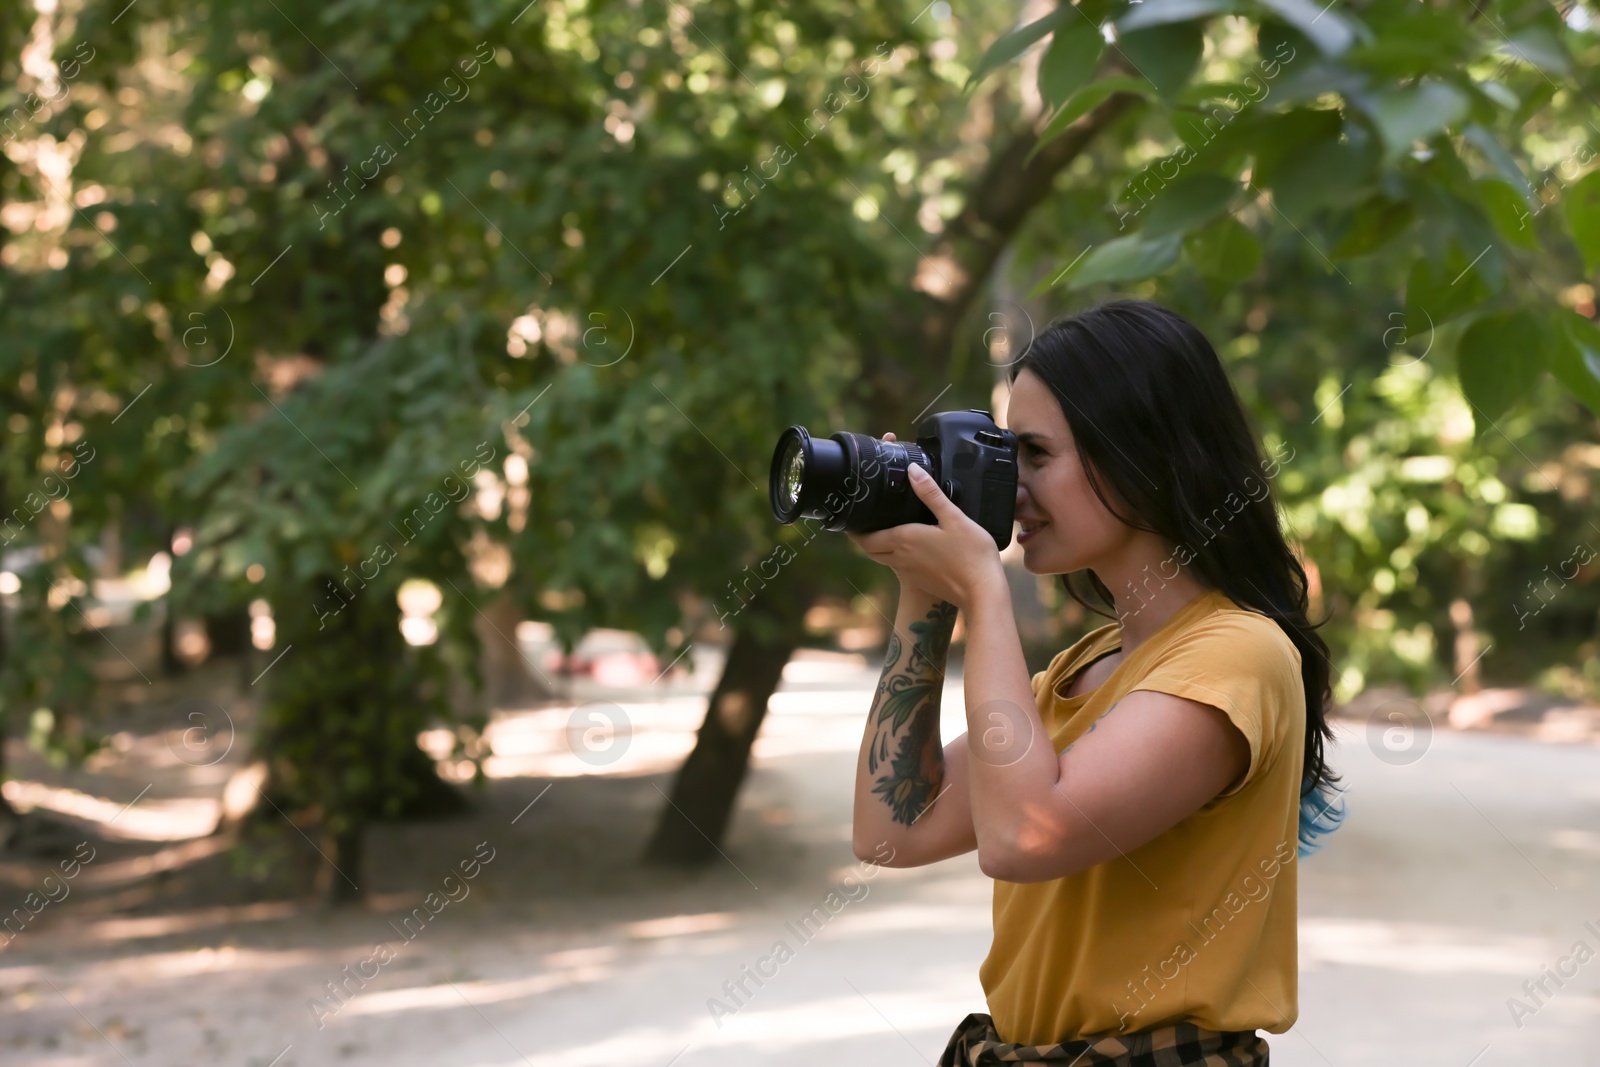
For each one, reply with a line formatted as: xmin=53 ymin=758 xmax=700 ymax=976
xmin=1053 ymin=587 xmax=1227 ymax=704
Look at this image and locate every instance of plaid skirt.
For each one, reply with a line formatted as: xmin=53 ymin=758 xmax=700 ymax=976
xmin=938 ymin=1013 xmax=1269 ymax=1066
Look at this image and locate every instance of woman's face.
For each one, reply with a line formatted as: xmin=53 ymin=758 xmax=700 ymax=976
xmin=1005 ymin=367 xmax=1137 ymax=575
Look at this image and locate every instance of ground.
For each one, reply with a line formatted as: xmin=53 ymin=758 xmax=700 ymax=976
xmin=2 ymin=648 xmax=1598 ymax=1066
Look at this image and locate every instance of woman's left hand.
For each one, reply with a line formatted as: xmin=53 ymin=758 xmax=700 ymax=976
xmin=847 ymin=465 xmax=1007 ymax=610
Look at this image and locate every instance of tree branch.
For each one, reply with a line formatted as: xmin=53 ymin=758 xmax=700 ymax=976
xmin=861 ymin=91 xmax=1143 ymax=427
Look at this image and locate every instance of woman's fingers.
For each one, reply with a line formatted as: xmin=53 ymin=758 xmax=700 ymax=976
xmin=883 ymin=431 xmax=896 ymax=442
xmin=908 ymin=465 xmax=963 ymax=524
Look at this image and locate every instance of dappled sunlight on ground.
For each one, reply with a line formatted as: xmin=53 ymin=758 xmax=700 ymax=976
xmin=76 ymin=902 xmax=300 ymax=944
xmin=2 ymin=780 xmax=218 ymax=842
xmin=420 ymin=650 xmax=899 ymax=781
xmin=1299 ymin=917 xmax=1547 ymax=974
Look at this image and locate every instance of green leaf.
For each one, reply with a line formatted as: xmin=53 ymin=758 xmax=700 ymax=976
xmin=1259 ymin=0 xmax=1357 ymax=56
xmin=1477 ymin=178 xmax=1540 ymax=251
xmin=1139 ymin=172 xmax=1239 ymax=236
xmin=1167 ymin=100 xmax=1268 ymax=172
xmin=1118 ymin=20 xmax=1205 ymax=97
xmin=1497 ymin=25 xmax=1572 ymax=75
xmin=1332 ymin=195 xmax=1415 ymax=257
xmin=1476 ymin=78 xmax=1520 ymax=112
xmin=1404 ymin=250 xmax=1493 ymax=330
xmin=1344 ymin=9 xmax=1474 ymax=77
xmin=968 ymin=9 xmax=1066 ymax=91
xmin=1357 ymin=79 xmax=1470 ymax=163
xmin=1038 ymin=19 xmax=1106 ymax=107
xmin=1251 ymin=108 xmax=1343 ymax=187
xmin=1028 ymin=75 xmax=1152 ymax=162
xmin=1417 ymin=179 xmax=1508 ymax=293
xmin=1567 ymin=170 xmax=1600 ymax=272
xmin=1513 ymin=82 xmax=1558 ymax=129
xmin=1553 ymin=311 xmax=1600 ymax=416
xmin=1075 ymin=0 xmax=1122 ymax=22
xmin=1269 ymin=125 xmax=1376 ymax=217
xmin=1119 ymin=0 xmax=1236 ymax=31
xmin=1056 ymin=232 xmax=1184 ymax=290
xmin=1462 ymin=123 xmax=1529 ymax=194
xmin=1172 ymin=80 xmax=1252 ymax=106
xmin=1182 ymin=215 xmax=1261 ymax=285
xmin=1455 ymin=310 xmax=1548 ymax=431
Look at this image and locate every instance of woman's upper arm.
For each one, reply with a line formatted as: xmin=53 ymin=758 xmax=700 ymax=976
xmin=998 ymin=689 xmax=1250 ymax=882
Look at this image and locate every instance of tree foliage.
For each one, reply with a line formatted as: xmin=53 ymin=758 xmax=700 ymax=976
xmin=3 ymin=0 xmax=1599 ymax=867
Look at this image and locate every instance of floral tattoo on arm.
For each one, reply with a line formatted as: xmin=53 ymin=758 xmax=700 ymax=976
xmin=867 ymin=600 xmax=957 ymax=825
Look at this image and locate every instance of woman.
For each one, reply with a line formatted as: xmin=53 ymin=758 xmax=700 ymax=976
xmin=847 ymin=298 xmax=1345 ymax=1066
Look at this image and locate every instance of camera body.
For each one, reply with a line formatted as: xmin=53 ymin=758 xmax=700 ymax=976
xmin=768 ymin=409 xmax=1019 ymax=550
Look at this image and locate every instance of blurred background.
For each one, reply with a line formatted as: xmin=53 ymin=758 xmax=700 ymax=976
xmin=2 ymin=0 xmax=1599 ymax=1063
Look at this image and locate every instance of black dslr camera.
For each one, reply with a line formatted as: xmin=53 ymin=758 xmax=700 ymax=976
xmin=767 ymin=410 xmax=1019 ymax=550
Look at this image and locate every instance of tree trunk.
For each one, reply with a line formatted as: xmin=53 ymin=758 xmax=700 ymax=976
xmin=0 ymin=472 xmax=16 ymax=837
xmin=255 ymin=571 xmax=468 ymax=900
xmin=329 ymin=827 xmax=363 ymax=904
xmin=205 ymin=604 xmax=251 ymax=658
xmin=644 ymin=568 xmax=818 ymax=865
xmin=159 ymin=524 xmax=184 ymax=676
xmin=477 ymin=590 xmax=550 ymax=708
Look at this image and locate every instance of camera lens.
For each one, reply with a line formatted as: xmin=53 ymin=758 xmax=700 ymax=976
xmin=768 ymin=425 xmax=930 ymax=532
xmin=776 ymin=436 xmax=805 ymax=513
xmin=769 ymin=426 xmax=851 ymax=524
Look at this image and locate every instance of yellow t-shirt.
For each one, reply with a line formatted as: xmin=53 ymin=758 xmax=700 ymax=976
xmin=979 ymin=587 xmax=1305 ymax=1045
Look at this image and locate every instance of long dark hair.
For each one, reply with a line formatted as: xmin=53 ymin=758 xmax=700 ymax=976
xmin=1010 ymin=297 xmax=1344 ymax=856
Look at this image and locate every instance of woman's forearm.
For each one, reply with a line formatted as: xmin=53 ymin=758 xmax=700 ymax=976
xmin=962 ymin=575 xmax=1066 ymax=873
xmin=851 ymin=583 xmax=957 ymax=859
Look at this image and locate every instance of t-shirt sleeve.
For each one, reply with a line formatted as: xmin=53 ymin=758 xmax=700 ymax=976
xmin=1031 ymin=642 xmax=1087 ymax=707
xmin=1125 ymin=615 xmax=1303 ymax=798
xmin=1032 ymin=628 xmax=1118 ymax=709
xmin=1031 ymin=647 xmax=1069 ymax=704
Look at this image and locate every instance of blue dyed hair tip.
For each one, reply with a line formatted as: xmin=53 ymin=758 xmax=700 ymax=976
xmin=1297 ymin=782 xmax=1347 ymax=859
